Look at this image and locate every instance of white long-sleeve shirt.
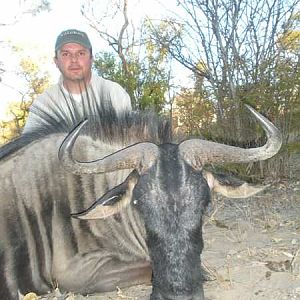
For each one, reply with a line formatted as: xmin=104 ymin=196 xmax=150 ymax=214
xmin=23 ymin=73 xmax=132 ymax=133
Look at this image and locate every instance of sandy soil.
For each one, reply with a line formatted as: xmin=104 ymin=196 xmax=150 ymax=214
xmin=29 ymin=181 xmax=300 ymax=300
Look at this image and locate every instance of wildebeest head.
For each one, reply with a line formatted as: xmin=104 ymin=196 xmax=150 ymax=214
xmin=58 ymin=105 xmax=282 ymax=300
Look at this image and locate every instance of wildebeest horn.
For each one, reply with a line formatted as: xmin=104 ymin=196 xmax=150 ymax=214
xmin=58 ymin=120 xmax=159 ymax=175
xmin=179 ymin=105 xmax=282 ymax=169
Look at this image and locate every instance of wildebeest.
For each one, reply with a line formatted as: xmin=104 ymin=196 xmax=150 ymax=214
xmin=0 ymin=98 xmax=281 ymax=300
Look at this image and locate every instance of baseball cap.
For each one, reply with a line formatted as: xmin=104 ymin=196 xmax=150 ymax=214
xmin=55 ymin=29 xmax=92 ymax=51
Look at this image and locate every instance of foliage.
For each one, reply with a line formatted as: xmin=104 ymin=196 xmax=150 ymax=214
xmin=18 ymin=56 xmax=50 ymax=99
xmin=0 ymin=55 xmax=50 ymax=144
xmin=173 ymin=88 xmax=215 ymax=136
xmin=93 ymin=41 xmax=170 ymax=112
xmin=0 ymin=0 xmax=52 ymax=144
xmin=82 ymin=0 xmax=172 ymax=112
xmin=277 ymin=11 xmax=300 ymax=53
xmin=147 ymin=0 xmax=300 ymax=180
xmin=149 ymin=0 xmax=300 ymax=114
xmin=0 ymin=100 xmax=30 ymax=144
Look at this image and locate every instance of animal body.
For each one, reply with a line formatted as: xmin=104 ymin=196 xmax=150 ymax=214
xmin=0 ymin=102 xmax=281 ymax=300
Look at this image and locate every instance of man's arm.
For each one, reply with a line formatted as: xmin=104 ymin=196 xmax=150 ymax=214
xmin=109 ymin=81 xmax=132 ymax=113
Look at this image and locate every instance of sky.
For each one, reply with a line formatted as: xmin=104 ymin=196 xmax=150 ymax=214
xmin=0 ymin=0 xmax=176 ymax=120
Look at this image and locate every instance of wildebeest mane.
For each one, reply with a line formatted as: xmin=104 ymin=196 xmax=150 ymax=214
xmin=0 ymin=89 xmax=172 ymax=160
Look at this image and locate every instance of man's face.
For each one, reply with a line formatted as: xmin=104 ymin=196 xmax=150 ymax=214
xmin=54 ymin=43 xmax=93 ymax=82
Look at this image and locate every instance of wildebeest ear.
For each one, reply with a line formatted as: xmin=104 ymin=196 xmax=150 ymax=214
xmin=72 ymin=170 xmax=140 ymax=220
xmin=203 ymin=170 xmax=268 ymax=198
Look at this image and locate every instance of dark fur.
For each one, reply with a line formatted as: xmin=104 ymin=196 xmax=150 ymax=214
xmin=0 ymin=90 xmax=209 ymax=300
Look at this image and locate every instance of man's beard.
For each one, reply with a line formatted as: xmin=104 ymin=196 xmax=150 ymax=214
xmin=59 ymin=65 xmax=85 ymax=82
xmin=66 ymin=70 xmax=85 ymax=81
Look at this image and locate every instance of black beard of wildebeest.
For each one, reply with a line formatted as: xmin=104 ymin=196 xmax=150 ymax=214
xmin=0 ymin=86 xmax=281 ymax=300
xmin=133 ymin=144 xmax=208 ymax=299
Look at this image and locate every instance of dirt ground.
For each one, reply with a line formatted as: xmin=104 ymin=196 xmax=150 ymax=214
xmin=31 ymin=178 xmax=300 ymax=300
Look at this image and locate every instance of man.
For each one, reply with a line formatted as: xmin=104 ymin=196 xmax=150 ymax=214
xmin=23 ymin=29 xmax=132 ymax=133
